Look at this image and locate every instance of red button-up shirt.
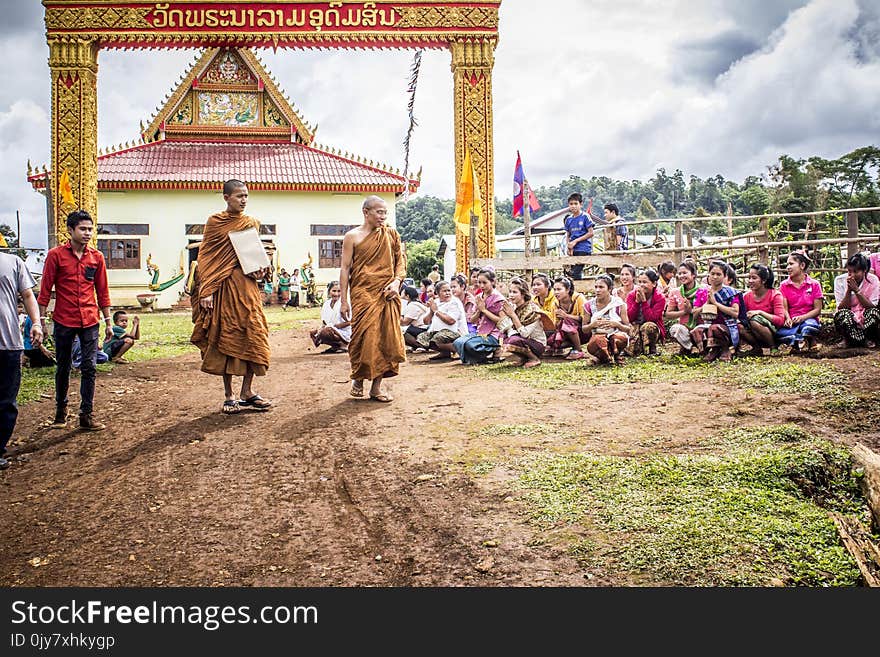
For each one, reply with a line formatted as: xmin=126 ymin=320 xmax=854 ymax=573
xmin=37 ymin=242 xmax=111 ymax=329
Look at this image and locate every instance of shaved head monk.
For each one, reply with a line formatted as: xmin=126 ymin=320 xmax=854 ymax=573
xmin=190 ymin=180 xmax=273 ymax=414
xmin=339 ymin=196 xmax=407 ymax=402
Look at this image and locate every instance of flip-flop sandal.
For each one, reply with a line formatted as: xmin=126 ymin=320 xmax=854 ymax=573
xmin=239 ymin=395 xmax=272 ymax=410
xmin=221 ymin=400 xmax=241 ymax=415
xmin=350 ymin=385 xmax=365 ymax=398
xmin=369 ymin=393 xmax=394 ymax=403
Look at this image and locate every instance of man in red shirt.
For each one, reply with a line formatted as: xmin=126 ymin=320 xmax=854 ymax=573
xmin=37 ymin=210 xmax=113 ymax=431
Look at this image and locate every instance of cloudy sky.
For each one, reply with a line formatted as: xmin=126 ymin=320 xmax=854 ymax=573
xmin=3 ymin=0 xmax=879 ymax=248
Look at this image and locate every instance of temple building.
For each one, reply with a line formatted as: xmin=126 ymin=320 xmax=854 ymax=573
xmin=28 ymin=47 xmax=418 ymax=308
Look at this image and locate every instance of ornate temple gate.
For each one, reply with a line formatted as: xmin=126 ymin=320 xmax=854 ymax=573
xmin=43 ymin=0 xmax=500 ymax=272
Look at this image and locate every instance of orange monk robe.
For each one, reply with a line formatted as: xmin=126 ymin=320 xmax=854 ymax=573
xmin=190 ymin=211 xmax=271 ymax=376
xmin=348 ymin=225 xmax=407 ymax=381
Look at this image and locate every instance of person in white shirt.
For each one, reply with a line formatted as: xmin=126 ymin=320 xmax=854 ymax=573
xmin=416 ymin=280 xmax=468 ymax=360
xmin=400 ymin=286 xmax=429 ymax=351
xmin=309 ymin=281 xmax=352 ymax=353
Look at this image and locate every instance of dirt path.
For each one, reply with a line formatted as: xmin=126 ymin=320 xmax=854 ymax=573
xmin=2 ymin=327 xmax=877 ymax=587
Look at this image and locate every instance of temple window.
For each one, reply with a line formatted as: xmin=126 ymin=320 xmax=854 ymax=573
xmin=318 ymin=239 xmax=343 ymax=269
xmin=98 ymin=238 xmax=141 ymax=270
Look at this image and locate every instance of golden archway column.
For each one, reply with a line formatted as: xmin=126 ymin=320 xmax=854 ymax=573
xmin=49 ymin=38 xmax=99 ymax=245
xmin=451 ymin=38 xmax=497 ymax=276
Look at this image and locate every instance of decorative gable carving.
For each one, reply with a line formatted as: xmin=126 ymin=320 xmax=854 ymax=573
xmin=144 ymin=47 xmax=308 ymax=143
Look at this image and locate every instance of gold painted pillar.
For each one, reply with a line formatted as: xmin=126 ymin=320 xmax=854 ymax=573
xmin=451 ymin=38 xmax=496 ymax=276
xmin=48 ymin=38 xmax=99 ymax=245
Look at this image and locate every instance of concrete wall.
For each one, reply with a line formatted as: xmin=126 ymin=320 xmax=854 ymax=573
xmin=97 ymin=189 xmax=398 ymax=308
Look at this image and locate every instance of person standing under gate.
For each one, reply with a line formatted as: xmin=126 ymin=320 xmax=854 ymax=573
xmin=37 ymin=210 xmax=112 ymax=431
xmin=339 ymin=196 xmax=407 ymax=403
xmin=190 ymin=180 xmax=273 ymax=414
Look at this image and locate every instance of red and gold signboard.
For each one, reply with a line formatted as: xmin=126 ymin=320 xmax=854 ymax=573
xmin=44 ymin=1 xmax=500 ymax=48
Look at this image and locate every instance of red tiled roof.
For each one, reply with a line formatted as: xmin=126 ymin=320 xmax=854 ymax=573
xmin=30 ymin=140 xmax=416 ymax=193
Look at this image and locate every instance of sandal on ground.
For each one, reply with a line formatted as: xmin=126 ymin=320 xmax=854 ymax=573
xmin=239 ymin=395 xmax=272 ymax=410
xmin=221 ymin=399 xmax=241 ymax=414
xmin=350 ymin=383 xmax=365 ymax=398
xmin=369 ymin=393 xmax=394 ymax=403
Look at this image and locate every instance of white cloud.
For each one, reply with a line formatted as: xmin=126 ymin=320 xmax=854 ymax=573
xmin=3 ymin=0 xmax=878 ymax=246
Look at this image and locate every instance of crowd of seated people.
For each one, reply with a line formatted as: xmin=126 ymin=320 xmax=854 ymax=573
xmin=309 ymin=250 xmax=878 ymax=366
xmin=387 ymin=249 xmax=879 ymax=368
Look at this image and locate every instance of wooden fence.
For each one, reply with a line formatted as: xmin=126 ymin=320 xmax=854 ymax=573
xmin=473 ymin=207 xmax=880 ymax=292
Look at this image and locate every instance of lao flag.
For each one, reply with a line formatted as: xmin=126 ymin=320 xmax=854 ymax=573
xmin=512 ymin=151 xmax=540 ymax=217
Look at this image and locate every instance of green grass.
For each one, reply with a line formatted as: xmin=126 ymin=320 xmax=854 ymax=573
xmin=20 ymin=306 xmax=320 ymax=403
xmin=514 ymin=424 xmax=865 ymax=586
xmin=469 ymin=353 xmax=848 ymax=396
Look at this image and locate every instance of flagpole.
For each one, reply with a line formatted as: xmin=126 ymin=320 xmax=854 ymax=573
xmin=523 ymin=178 xmax=532 ymax=278
xmin=469 ymin=210 xmax=477 ymax=265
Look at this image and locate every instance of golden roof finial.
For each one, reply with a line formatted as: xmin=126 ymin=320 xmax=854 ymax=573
xmin=27 ymin=159 xmax=32 ymax=176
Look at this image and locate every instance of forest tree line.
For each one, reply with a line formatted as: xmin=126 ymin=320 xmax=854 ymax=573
xmin=395 ymin=145 xmax=880 ymax=246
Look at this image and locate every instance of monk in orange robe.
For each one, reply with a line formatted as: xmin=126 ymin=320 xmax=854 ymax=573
xmin=191 ymin=179 xmax=272 ymax=414
xmin=339 ymin=196 xmax=407 ymax=402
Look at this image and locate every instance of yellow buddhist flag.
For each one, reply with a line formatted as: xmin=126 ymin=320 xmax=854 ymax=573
xmin=58 ymin=170 xmax=75 ymax=206
xmin=0 ymin=233 xmax=7 ymax=248
xmin=453 ymin=148 xmax=483 ymax=235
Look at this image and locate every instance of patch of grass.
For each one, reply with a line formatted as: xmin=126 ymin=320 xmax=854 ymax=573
xmin=471 ymin=355 xmax=713 ymax=389
xmin=515 ymin=425 xmax=864 ymax=586
xmin=20 ymin=306 xmax=321 ymax=403
xmin=481 ymin=423 xmax=554 ymax=437
xmin=468 ymin=353 xmax=850 ymax=403
xmin=729 ymin=360 xmax=847 ymax=393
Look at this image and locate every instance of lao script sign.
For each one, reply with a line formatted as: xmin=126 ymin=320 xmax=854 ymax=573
xmin=44 ymin=1 xmax=501 ymax=46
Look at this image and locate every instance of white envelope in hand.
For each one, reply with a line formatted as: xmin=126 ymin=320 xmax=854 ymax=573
xmin=228 ymin=227 xmax=271 ymax=274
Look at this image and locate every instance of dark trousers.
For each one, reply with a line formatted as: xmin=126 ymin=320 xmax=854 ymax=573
xmin=54 ymin=323 xmax=99 ymax=415
xmin=0 ymin=349 xmax=22 ymax=455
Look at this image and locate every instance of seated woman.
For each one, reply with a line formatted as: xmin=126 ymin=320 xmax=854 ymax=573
xmin=453 ymin=268 xmax=506 ymax=365
xmin=657 ymin=261 xmax=677 ymax=297
xmin=833 ymin=253 xmax=879 ymax=348
xmin=531 ymin=273 xmax=559 ymax=341
xmin=739 ymin=263 xmax=784 ymax=355
xmin=664 ymin=260 xmax=703 ymax=355
xmin=417 ymin=280 xmax=469 ymax=360
xmin=777 ymin=251 xmax=824 ymax=353
xmin=613 ymin=263 xmax=637 ymax=302
xmin=450 ymin=274 xmax=477 ymax=336
xmin=690 ymin=261 xmax=740 ymax=362
xmin=626 ymin=268 xmax=667 ymax=356
xmin=310 ymin=281 xmax=351 ymax=353
xmin=400 ymin=285 xmax=430 ymax=351
xmin=499 ymin=277 xmax=547 ymax=369
xmin=585 ymin=274 xmax=631 ymax=365
xmin=546 ymin=277 xmax=588 ymax=360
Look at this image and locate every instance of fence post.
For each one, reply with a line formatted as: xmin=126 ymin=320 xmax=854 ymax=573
xmin=758 ymin=216 xmax=769 ymax=265
xmin=846 ymin=211 xmax=859 ymax=259
xmin=674 ymin=220 xmax=683 ymax=264
xmin=539 ymin=234 xmax=547 ymax=257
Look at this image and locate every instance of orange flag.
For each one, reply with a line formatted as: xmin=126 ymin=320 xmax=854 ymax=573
xmin=453 ymin=148 xmax=483 ymax=235
xmin=58 ymin=170 xmax=75 ymax=206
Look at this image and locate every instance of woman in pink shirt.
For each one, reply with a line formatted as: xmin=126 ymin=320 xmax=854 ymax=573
xmin=453 ymin=268 xmax=506 ymax=364
xmin=738 ymin=263 xmax=785 ymax=355
xmin=626 ymin=269 xmax=667 ymax=356
xmin=777 ymin=251 xmax=824 ymax=353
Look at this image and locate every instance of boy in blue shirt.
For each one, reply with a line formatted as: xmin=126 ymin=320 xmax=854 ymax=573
xmin=102 ymin=310 xmax=140 ymax=364
xmin=563 ymin=193 xmax=595 ymax=280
